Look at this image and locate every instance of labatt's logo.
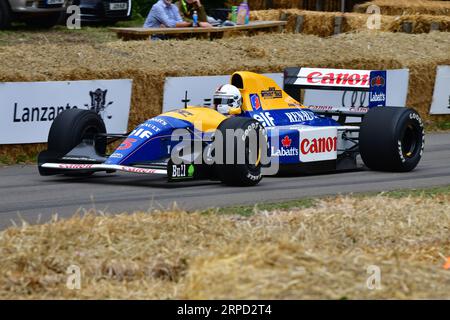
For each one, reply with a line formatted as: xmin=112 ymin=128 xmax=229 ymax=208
xmin=271 ymin=135 xmax=299 ymax=157
xmin=299 ymin=128 xmax=338 ymax=162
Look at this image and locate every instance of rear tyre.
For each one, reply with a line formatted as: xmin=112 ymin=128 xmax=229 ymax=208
xmin=214 ymin=117 xmax=266 ymax=186
xmin=359 ymin=107 xmax=424 ymax=172
xmin=0 ymin=0 xmax=11 ymax=29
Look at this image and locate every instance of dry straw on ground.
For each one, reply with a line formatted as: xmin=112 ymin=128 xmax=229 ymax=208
xmin=354 ymin=0 xmax=450 ymax=16
xmin=250 ymin=9 xmax=450 ymax=34
xmin=0 ymin=194 xmax=449 ymax=299
xmin=0 ymin=31 xmax=449 ymax=159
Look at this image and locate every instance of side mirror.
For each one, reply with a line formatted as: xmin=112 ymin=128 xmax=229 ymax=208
xmin=229 ymin=107 xmax=242 ymax=115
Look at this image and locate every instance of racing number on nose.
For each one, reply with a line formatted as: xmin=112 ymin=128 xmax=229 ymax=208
xmin=117 ymin=138 xmax=137 ymax=150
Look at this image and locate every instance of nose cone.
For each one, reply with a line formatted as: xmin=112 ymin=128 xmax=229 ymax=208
xmin=105 ymin=116 xmax=176 ymax=165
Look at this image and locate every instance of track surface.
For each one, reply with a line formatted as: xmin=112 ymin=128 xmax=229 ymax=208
xmin=0 ymin=133 xmax=449 ymax=230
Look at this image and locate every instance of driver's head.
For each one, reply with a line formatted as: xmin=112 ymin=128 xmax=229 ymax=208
xmin=213 ymin=84 xmax=242 ymax=115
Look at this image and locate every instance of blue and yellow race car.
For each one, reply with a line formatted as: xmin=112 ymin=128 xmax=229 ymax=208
xmin=38 ymin=69 xmax=425 ymax=186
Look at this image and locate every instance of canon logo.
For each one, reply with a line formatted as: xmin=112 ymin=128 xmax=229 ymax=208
xmin=59 ymin=164 xmax=93 ymax=169
xmin=300 ymin=137 xmax=337 ymax=155
xmin=307 ymin=71 xmax=369 ymax=87
xmin=120 ymin=166 xmax=156 ymax=174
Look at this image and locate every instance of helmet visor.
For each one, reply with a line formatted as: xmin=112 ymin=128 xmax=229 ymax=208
xmin=214 ymin=96 xmax=235 ymax=107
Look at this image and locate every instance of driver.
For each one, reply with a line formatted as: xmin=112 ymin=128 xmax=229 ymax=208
xmin=213 ymin=84 xmax=242 ymax=115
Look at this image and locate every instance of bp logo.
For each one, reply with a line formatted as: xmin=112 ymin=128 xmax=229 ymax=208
xmin=85 ymin=88 xmax=114 ymax=119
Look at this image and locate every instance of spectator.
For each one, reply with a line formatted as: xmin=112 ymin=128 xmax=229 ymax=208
xmin=175 ymin=0 xmax=212 ymax=28
xmin=143 ymin=0 xmax=191 ymax=28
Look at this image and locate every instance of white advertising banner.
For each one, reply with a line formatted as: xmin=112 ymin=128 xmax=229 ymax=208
xmin=430 ymin=65 xmax=450 ymax=115
xmin=163 ymin=73 xmax=283 ymax=112
xmin=303 ymin=69 xmax=409 ymax=110
xmin=0 ymin=79 xmax=133 ymax=144
xmin=163 ymin=70 xmax=409 ymax=114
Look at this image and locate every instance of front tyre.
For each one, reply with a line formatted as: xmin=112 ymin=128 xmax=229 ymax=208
xmin=215 ymin=117 xmax=266 ymax=186
xmin=38 ymin=109 xmax=106 ymax=176
xmin=359 ymin=107 xmax=424 ymax=172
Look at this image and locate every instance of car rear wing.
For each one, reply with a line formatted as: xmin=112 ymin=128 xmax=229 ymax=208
xmin=283 ymin=67 xmax=387 ymax=116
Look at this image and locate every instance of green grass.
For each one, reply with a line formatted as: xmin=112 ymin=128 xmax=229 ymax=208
xmin=207 ymin=197 xmax=316 ymax=216
xmin=210 ymin=185 xmax=450 ymax=216
xmin=425 ymin=120 xmax=450 ymax=132
xmin=0 ymin=18 xmax=145 ymax=46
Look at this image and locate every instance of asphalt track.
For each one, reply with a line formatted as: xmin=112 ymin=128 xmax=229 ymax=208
xmin=0 ymin=133 xmax=449 ymax=230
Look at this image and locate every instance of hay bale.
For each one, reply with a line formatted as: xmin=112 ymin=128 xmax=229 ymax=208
xmin=354 ymin=0 xmax=450 ymax=16
xmin=387 ymin=14 xmax=450 ymax=33
xmin=249 ymin=9 xmax=281 ymax=21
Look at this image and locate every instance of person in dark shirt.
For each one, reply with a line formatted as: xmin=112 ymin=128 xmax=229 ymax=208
xmin=175 ymin=0 xmax=212 ymax=27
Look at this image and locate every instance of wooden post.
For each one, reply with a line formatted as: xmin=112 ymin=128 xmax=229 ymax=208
xmin=430 ymin=22 xmax=440 ymax=32
xmin=279 ymin=12 xmax=288 ymax=33
xmin=341 ymin=0 xmax=346 ymax=12
xmin=264 ymin=0 xmax=273 ymax=9
xmin=294 ymin=15 xmax=304 ymax=34
xmin=402 ymin=22 xmax=413 ymax=33
xmin=334 ymin=16 xmax=343 ymax=35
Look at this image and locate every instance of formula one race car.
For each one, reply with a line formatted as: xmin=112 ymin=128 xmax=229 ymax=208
xmin=38 ymin=69 xmax=425 ymax=186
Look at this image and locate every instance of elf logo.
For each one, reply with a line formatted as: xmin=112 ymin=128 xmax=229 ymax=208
xmin=252 ymin=112 xmax=275 ymax=127
xmin=299 ymin=128 xmax=338 ymax=162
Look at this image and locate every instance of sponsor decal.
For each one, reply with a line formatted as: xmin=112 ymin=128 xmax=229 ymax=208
xmin=170 ymin=164 xmax=195 ymax=179
xmin=175 ymin=109 xmax=194 ymax=117
xmin=281 ymin=135 xmax=291 ymax=148
xmin=300 ymin=136 xmax=337 ymax=155
xmin=62 ymin=156 xmax=97 ymax=162
xmin=249 ymin=94 xmax=262 ymax=110
xmin=117 ymin=138 xmax=137 ymax=150
xmin=13 ymin=88 xmax=114 ymax=123
xmin=130 ymin=128 xmax=153 ymax=139
xmin=141 ymin=122 xmax=162 ymax=132
xmin=271 ymin=135 xmax=299 ymax=157
xmin=246 ymin=172 xmax=262 ymax=181
xmin=299 ymin=128 xmax=338 ymax=162
xmin=369 ymin=93 xmax=386 ymax=103
xmin=409 ymin=112 xmax=424 ymax=128
xmin=369 ymin=71 xmax=387 ymax=108
xmin=296 ymin=68 xmax=371 ymax=88
xmin=59 ymin=164 xmax=94 ymax=169
xmin=13 ymin=103 xmax=77 ymax=123
xmin=285 ymin=110 xmax=315 ymax=123
xmin=120 ymin=166 xmax=157 ymax=174
xmin=109 ymin=153 xmax=123 ymax=159
xmin=149 ymin=117 xmax=169 ymax=126
xmin=85 ymin=88 xmax=114 ymax=119
xmin=261 ymin=87 xmax=282 ymax=99
xmin=370 ymin=75 xmax=385 ymax=87
xmin=252 ymin=112 xmax=275 ymax=127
